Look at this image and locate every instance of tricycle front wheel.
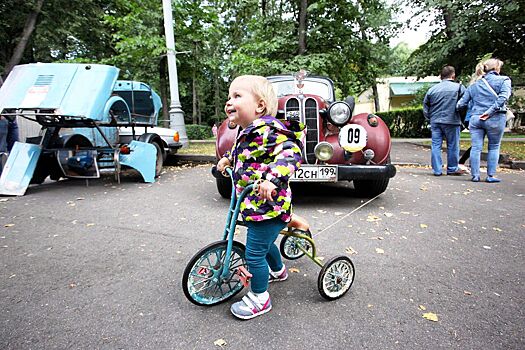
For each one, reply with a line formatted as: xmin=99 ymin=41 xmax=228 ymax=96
xmin=279 ymin=230 xmax=312 ymax=260
xmin=317 ymin=256 xmax=355 ymax=300
xmin=182 ymin=240 xmax=247 ymax=306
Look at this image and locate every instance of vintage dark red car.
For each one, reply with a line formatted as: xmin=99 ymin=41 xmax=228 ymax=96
xmin=215 ymin=72 xmax=396 ymax=198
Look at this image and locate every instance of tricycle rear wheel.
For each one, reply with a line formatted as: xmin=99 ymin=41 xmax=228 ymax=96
xmin=182 ymin=240 xmax=247 ymax=306
xmin=318 ymin=255 xmax=355 ymax=300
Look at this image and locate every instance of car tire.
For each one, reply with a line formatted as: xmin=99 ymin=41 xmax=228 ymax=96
xmin=216 ymin=176 xmax=232 ymax=199
xmin=152 ymin=142 xmax=163 ymax=177
xmin=353 ymin=177 xmax=390 ymax=197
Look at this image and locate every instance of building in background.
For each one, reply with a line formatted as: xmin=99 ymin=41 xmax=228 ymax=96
xmin=354 ymin=76 xmax=440 ymax=114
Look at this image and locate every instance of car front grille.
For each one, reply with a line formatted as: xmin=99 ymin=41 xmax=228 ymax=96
xmin=285 ymin=97 xmax=319 ymax=164
xmin=304 ymin=98 xmax=318 ymax=164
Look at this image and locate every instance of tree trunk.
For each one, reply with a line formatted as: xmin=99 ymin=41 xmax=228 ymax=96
xmin=372 ymin=83 xmax=380 ymax=113
xmin=192 ymin=41 xmax=199 ymax=124
xmin=2 ymin=0 xmax=45 ymax=80
xmin=261 ymin=0 xmax=267 ymax=17
xmin=298 ymin=0 xmax=307 ymax=55
xmin=442 ymin=8 xmax=454 ymax=39
xmin=192 ymin=69 xmax=197 ymax=125
xmin=214 ymin=70 xmax=221 ymax=123
xmin=159 ymin=56 xmax=170 ymax=127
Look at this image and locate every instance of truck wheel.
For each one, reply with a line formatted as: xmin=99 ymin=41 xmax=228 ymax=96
xmin=152 ymin=142 xmax=163 ymax=177
xmin=353 ymin=177 xmax=389 ymax=197
xmin=216 ymin=176 xmax=232 ymax=198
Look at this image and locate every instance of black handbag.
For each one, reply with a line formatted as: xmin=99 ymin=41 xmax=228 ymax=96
xmin=456 ymin=84 xmax=468 ymax=129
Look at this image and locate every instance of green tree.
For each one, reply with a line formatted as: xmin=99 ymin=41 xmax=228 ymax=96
xmin=406 ymin=0 xmax=525 ymax=78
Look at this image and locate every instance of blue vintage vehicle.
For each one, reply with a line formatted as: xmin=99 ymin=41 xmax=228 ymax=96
xmin=0 ymin=63 xmax=182 ymax=195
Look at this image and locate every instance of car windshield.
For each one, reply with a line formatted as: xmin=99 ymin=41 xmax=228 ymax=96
xmin=270 ymin=79 xmax=333 ymax=101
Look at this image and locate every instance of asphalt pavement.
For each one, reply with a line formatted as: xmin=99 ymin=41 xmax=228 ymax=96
xmin=1 ymin=143 xmax=524 ymax=349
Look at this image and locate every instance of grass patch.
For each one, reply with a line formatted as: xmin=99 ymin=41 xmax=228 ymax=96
xmin=459 ymin=141 xmax=525 ymax=161
xmin=460 ymin=132 xmax=525 ymax=139
xmin=422 ymin=140 xmax=525 ymax=160
xmin=177 ymin=142 xmax=216 ymax=156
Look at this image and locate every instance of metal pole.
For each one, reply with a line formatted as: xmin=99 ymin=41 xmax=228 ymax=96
xmin=162 ymin=0 xmax=188 ymax=147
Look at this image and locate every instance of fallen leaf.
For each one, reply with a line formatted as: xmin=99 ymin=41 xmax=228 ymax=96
xmin=420 ymin=186 xmax=428 ymax=191
xmin=419 ymin=305 xmax=427 ymax=311
xmin=375 ymin=248 xmax=384 ymax=254
xmin=422 ymin=312 xmax=438 ymax=322
xmin=367 ymin=215 xmax=381 ymax=222
xmin=214 ymin=339 xmax=227 ymax=347
xmin=492 ymin=227 xmax=502 ymax=232
xmin=420 ymin=224 xmax=428 ymax=229
xmin=76 ymin=197 xmax=85 ymax=201
xmin=384 ymin=212 xmax=393 ymax=218
xmin=464 ymin=290 xmax=472 ymax=296
xmin=289 ymin=267 xmax=300 ymax=273
xmin=4 ymin=224 xmax=15 ymax=228
xmin=345 ymin=246 xmax=357 ymax=255
xmin=86 ymin=223 xmax=95 ymax=227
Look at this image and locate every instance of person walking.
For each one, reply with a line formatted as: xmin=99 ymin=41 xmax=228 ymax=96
xmin=458 ymin=63 xmax=485 ymax=165
xmin=457 ymin=58 xmax=512 ymax=183
xmin=423 ymin=65 xmax=466 ymax=176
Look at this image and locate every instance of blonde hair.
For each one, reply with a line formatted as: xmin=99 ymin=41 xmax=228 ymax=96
xmin=233 ymin=75 xmax=278 ymax=116
xmin=483 ymin=58 xmax=504 ymax=73
xmin=469 ymin=62 xmax=485 ymax=85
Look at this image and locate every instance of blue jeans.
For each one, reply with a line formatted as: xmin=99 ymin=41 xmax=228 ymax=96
xmin=430 ymin=123 xmax=461 ymax=174
xmin=469 ymin=114 xmax=506 ymax=178
xmin=245 ymin=218 xmax=287 ymax=294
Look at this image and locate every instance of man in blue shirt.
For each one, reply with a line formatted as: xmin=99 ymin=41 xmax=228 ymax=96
xmin=423 ymin=66 xmax=466 ymax=176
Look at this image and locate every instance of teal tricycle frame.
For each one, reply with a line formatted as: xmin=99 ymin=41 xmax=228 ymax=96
xmin=182 ymin=167 xmax=355 ymax=306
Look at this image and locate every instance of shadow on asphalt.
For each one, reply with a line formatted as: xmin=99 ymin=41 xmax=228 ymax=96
xmin=290 ymin=181 xmax=361 ymax=204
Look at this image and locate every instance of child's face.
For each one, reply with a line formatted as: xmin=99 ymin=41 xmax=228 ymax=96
xmin=225 ymin=78 xmax=265 ymax=129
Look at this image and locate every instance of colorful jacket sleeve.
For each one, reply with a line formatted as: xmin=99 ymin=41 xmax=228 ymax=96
xmin=262 ymin=129 xmax=303 ymax=188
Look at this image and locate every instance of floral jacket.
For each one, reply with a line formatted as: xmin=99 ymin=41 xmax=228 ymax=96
xmin=225 ymin=115 xmax=305 ymax=222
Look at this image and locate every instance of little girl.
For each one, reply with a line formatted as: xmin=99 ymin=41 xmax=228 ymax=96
xmin=217 ymin=75 xmax=305 ymax=319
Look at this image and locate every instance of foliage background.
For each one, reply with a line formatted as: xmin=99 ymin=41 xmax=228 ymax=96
xmin=1 ymin=0 xmax=523 ymax=128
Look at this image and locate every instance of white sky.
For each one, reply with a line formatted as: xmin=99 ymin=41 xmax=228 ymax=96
xmin=389 ymin=4 xmax=439 ymax=49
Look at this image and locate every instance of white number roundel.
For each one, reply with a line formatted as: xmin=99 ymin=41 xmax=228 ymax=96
xmin=339 ymin=124 xmax=367 ymax=152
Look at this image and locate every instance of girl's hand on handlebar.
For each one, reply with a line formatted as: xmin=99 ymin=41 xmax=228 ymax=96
xmin=257 ymin=180 xmax=278 ymax=201
xmin=217 ymin=157 xmax=231 ymax=172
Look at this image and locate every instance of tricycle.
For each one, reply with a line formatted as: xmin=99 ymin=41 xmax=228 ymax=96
xmin=182 ymin=167 xmax=355 ymax=306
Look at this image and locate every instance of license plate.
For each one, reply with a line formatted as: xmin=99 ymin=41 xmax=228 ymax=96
xmin=291 ymin=165 xmax=338 ymax=182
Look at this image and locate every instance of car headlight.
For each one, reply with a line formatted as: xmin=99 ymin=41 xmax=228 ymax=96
xmin=314 ymin=142 xmax=334 ymax=161
xmin=327 ymin=102 xmax=351 ymax=126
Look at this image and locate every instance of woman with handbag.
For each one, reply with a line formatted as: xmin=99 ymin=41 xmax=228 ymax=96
xmin=457 ymin=58 xmax=512 ymax=183
xmin=458 ymin=63 xmax=485 ymax=165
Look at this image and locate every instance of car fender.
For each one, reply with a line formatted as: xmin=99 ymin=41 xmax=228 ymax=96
xmin=103 ymin=95 xmax=131 ymax=124
xmin=138 ymin=133 xmax=165 ymax=158
xmin=216 ymin=120 xmax=238 ymax=160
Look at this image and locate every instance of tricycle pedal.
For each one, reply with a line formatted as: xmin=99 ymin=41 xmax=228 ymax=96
xmin=235 ymin=266 xmax=252 ymax=287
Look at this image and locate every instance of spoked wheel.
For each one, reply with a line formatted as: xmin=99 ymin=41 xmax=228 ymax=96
xmin=317 ymin=256 xmax=355 ymax=300
xmin=182 ymin=240 xmax=247 ymax=306
xmin=279 ymin=229 xmax=312 ymax=260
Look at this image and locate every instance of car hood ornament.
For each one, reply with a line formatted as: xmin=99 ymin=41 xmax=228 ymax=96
xmin=293 ymin=69 xmax=309 ymax=93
